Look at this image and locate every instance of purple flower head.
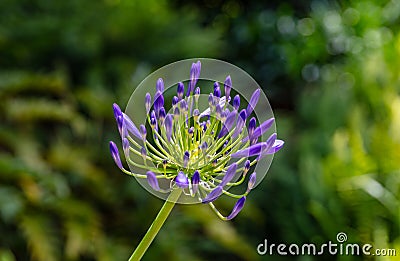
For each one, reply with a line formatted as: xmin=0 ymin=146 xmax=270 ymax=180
xmin=248 ymin=117 xmax=256 ymax=138
xmin=156 ymin=78 xmax=164 ymax=92
xmin=177 ymin=82 xmax=184 ymax=99
xmin=243 ymin=117 xmax=275 ymax=143
xmin=123 ymin=113 xmax=142 ymax=139
xmin=192 ymin=171 xmax=200 ymax=195
xmin=109 ymin=141 xmax=123 ymax=169
xmin=224 ymin=75 xmax=232 ymax=100
xmin=247 ymin=172 xmax=257 ymax=191
xmin=159 ymin=107 xmax=166 ymax=124
xmin=141 ymin=147 xmax=147 ymax=160
xmin=246 ymin=89 xmax=260 ymax=117
xmin=218 ymin=110 xmax=237 ymax=138
xmin=150 ymin=116 xmax=157 ymax=129
xmin=220 ymin=163 xmax=237 ymax=187
xmin=194 ymin=86 xmax=201 ymax=103
xmin=172 ymin=96 xmax=179 ymax=107
xmin=116 ymin=115 xmax=123 ymax=135
xmin=232 ymin=109 xmax=247 ymax=138
xmin=231 ymin=142 xmax=268 ymax=158
xmin=266 ymin=133 xmax=277 ymax=149
xmin=145 ymin=93 xmax=151 ymax=114
xmin=146 ymin=171 xmax=160 ymax=191
xmin=175 ymin=171 xmax=189 ymax=188
xmin=221 ymin=110 xmax=227 ymax=123
xmin=154 ymin=91 xmax=164 ymax=116
xmin=193 ymin=109 xmax=200 ymax=121
xmin=202 ymin=186 xmax=223 ymax=204
xmin=174 ymin=107 xmax=180 ymax=119
xmin=164 ymin=114 xmax=173 ymax=142
xmin=183 ymin=151 xmax=190 ymax=168
xmin=180 ymin=100 xmax=188 ymax=113
xmin=123 ymin=138 xmax=130 ymax=156
xmin=187 ymin=61 xmax=201 ymax=96
xmin=233 ymin=94 xmax=240 ymax=110
xmin=113 ymin=103 xmax=122 ymax=120
xmin=244 ymin=160 xmax=250 ymax=174
xmin=188 ymin=126 xmax=194 ymax=136
xmin=266 ymin=139 xmax=285 ymax=154
xmin=109 ymin=61 xmax=284 ymax=222
xmin=214 ymin=82 xmax=221 ymax=98
xmin=215 ymin=104 xmax=222 ymax=119
xmin=226 ymin=196 xmax=246 ymax=220
xmin=208 ymin=93 xmax=214 ymax=107
xmin=200 ymin=142 xmax=208 ymax=154
xmin=140 ymin=124 xmax=147 ymax=140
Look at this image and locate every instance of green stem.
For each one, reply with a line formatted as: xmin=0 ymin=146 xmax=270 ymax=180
xmin=128 ymin=189 xmax=182 ymax=261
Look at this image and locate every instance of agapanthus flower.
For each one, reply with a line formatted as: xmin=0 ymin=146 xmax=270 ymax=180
xmin=109 ymin=61 xmax=284 ymax=220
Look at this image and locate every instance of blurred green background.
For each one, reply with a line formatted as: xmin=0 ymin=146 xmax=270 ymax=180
xmin=0 ymin=0 xmax=399 ymax=260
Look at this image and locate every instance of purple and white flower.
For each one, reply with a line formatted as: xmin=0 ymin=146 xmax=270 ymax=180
xmin=109 ymin=61 xmax=284 ymax=220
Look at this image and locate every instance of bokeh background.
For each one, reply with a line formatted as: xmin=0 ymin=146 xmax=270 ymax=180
xmin=0 ymin=0 xmax=399 ymax=260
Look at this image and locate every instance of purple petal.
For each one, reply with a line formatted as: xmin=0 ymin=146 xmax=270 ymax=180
xmin=265 ymin=139 xmax=284 ymax=154
xmin=224 ymin=75 xmax=232 ymax=100
xmin=193 ymin=109 xmax=200 ymax=119
xmin=215 ymin=104 xmax=222 ymax=118
xmin=109 ymin=141 xmax=123 ymax=169
xmin=139 ymin=124 xmax=147 ymax=140
xmin=113 ymin=103 xmax=122 ymax=120
xmin=233 ymin=94 xmax=240 ymax=110
xmin=146 ymin=171 xmax=160 ymax=191
xmin=172 ymin=96 xmax=179 ymax=107
xmin=194 ymin=86 xmax=200 ymax=96
xmin=174 ymin=107 xmax=180 ymax=118
xmin=175 ymin=171 xmax=189 ymax=188
xmin=243 ymin=118 xmax=275 ymax=142
xmin=145 ymin=93 xmax=151 ymax=114
xmin=122 ymin=138 xmax=130 ymax=156
xmin=154 ymin=91 xmax=164 ymax=115
xmin=180 ymin=100 xmax=188 ymax=112
xmin=202 ymin=186 xmax=223 ymax=203
xmin=141 ymin=147 xmax=147 ymax=159
xmin=217 ymin=110 xmax=237 ymax=138
xmin=232 ymin=109 xmax=247 ymax=138
xmin=187 ymin=61 xmax=201 ymax=96
xmin=183 ymin=151 xmax=190 ymax=168
xmin=247 ymin=172 xmax=257 ymax=191
xmin=220 ymin=163 xmax=237 ymax=187
xmin=266 ymin=133 xmax=277 ymax=148
xmin=208 ymin=93 xmax=214 ymax=107
xmin=248 ymin=117 xmax=256 ymax=137
xmin=117 ymin=115 xmax=123 ymax=135
xmin=226 ymin=196 xmax=246 ymax=220
xmin=231 ymin=142 xmax=267 ymax=158
xmin=123 ymin=113 xmax=141 ymax=139
xmin=192 ymin=171 xmax=200 ymax=195
xmin=159 ymin=107 xmax=166 ymax=123
xmin=164 ymin=114 xmax=173 ymax=142
xmin=200 ymin=142 xmax=208 ymax=154
xmin=156 ymin=78 xmax=164 ymax=92
xmin=177 ymin=82 xmax=184 ymax=99
xmin=244 ymin=160 xmax=250 ymax=173
xmin=246 ymin=89 xmax=260 ymax=116
xmin=214 ymin=82 xmax=221 ymax=98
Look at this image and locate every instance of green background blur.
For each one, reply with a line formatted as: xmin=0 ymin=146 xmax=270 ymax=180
xmin=0 ymin=0 xmax=399 ymax=260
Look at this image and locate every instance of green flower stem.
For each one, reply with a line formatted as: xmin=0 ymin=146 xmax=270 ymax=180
xmin=128 ymin=188 xmax=182 ymax=261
